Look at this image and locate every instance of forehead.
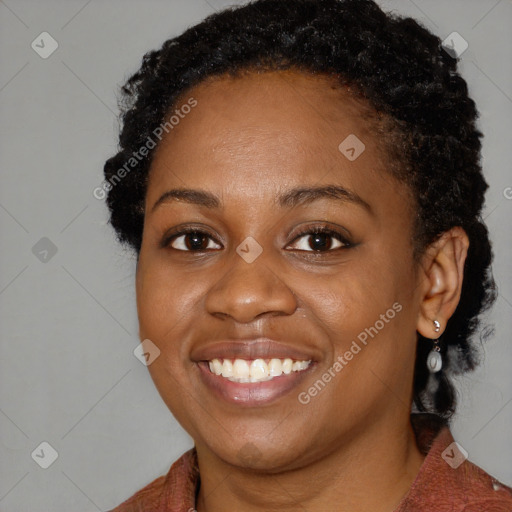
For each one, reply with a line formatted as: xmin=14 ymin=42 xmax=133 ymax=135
xmin=147 ymin=69 xmax=395 ymax=201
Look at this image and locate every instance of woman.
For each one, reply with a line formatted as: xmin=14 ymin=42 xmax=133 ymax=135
xmin=104 ymin=0 xmax=512 ymax=510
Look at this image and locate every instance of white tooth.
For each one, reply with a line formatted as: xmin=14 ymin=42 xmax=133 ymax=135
xmin=292 ymin=360 xmax=309 ymax=372
xmin=229 ymin=376 xmax=251 ymax=383
xmin=250 ymin=359 xmax=269 ymax=381
xmin=214 ymin=358 xmax=311 ymax=382
xmin=233 ymin=359 xmax=250 ymax=379
xmin=268 ymin=358 xmax=283 ymax=377
xmin=221 ymin=359 xmax=233 ymax=377
xmin=211 ymin=358 xmax=223 ymax=375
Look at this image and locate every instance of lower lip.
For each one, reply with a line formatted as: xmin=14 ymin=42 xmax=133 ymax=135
xmin=196 ymin=361 xmax=316 ymax=407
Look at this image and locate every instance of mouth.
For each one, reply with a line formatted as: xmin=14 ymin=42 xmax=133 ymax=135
xmin=207 ymin=357 xmax=312 ymax=383
xmin=192 ymin=339 xmax=319 ymax=406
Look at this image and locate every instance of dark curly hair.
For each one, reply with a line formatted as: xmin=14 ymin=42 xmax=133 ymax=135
xmin=103 ymin=0 xmax=496 ymax=420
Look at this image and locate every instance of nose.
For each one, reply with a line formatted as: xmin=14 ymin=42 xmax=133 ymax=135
xmin=205 ymin=250 xmax=298 ymax=323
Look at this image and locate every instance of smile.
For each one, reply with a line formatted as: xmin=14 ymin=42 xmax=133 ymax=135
xmin=208 ymin=358 xmax=312 ymax=383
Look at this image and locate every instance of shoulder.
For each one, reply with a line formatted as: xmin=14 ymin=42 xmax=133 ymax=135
xmin=456 ymin=458 xmax=512 ymax=511
xmin=396 ymin=414 xmax=512 ymax=511
xmin=107 ymin=448 xmax=199 ymax=512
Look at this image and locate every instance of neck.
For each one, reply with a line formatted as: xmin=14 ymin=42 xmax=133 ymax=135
xmin=195 ymin=412 xmax=425 ymax=512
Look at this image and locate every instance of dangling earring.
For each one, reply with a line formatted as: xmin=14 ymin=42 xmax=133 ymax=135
xmin=427 ymin=320 xmax=442 ymax=373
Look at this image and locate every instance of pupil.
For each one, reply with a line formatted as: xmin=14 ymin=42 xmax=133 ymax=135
xmin=186 ymin=233 xmax=207 ymax=250
xmin=310 ymin=233 xmax=330 ymax=251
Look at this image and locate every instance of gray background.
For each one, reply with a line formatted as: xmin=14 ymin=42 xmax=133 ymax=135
xmin=0 ymin=0 xmax=510 ymax=510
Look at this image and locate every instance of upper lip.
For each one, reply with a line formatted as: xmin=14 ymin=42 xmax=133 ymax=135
xmin=191 ymin=338 xmax=319 ymax=362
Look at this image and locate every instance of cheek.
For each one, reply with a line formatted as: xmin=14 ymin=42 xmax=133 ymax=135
xmin=299 ymin=254 xmax=416 ymax=384
xmin=299 ymin=260 xmax=402 ymax=338
xmin=137 ymin=257 xmax=203 ymax=339
xmin=135 ymin=257 xmax=205 ymax=430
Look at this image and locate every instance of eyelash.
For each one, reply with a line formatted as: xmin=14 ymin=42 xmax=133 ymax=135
xmin=162 ymin=224 xmax=352 ymax=253
xmin=290 ymin=225 xmax=351 ymax=251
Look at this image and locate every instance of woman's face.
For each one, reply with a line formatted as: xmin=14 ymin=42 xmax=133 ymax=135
xmin=136 ymin=70 xmax=424 ymax=471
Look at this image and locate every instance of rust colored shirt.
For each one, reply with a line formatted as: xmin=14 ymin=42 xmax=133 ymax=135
xmin=109 ymin=414 xmax=512 ymax=511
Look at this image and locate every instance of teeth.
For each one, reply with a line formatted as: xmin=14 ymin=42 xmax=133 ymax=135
xmin=221 ymin=359 xmax=233 ymax=378
xmin=250 ymin=359 xmax=267 ymax=382
xmin=268 ymin=358 xmax=282 ymax=376
xmin=282 ymin=358 xmax=292 ymax=374
xmin=292 ymin=360 xmax=309 ymax=371
xmin=233 ymin=359 xmax=250 ymax=381
xmin=210 ymin=359 xmax=223 ymax=375
xmin=207 ymin=357 xmax=311 ymax=383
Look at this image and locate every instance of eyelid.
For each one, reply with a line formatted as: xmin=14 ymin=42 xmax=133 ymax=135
xmin=160 ymin=225 xmax=223 ymax=250
xmin=286 ymin=224 xmax=352 ymax=252
xmin=161 ymin=222 xmax=353 ymax=252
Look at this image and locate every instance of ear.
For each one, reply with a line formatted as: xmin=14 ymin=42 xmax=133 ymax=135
xmin=416 ymin=227 xmax=469 ymax=338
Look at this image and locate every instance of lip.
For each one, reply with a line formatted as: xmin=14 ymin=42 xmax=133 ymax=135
xmin=190 ymin=338 xmax=319 ymax=363
xmin=196 ymin=360 xmax=317 ymax=407
xmin=191 ymin=338 xmax=320 ymax=407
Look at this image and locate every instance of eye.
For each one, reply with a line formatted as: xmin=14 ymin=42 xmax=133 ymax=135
xmin=165 ymin=229 xmax=222 ymax=251
xmin=287 ymin=226 xmax=350 ymax=252
xmin=162 ymin=225 xmax=351 ymax=252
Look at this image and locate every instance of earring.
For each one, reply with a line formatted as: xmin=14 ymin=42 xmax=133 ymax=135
xmin=427 ymin=320 xmax=442 ymax=373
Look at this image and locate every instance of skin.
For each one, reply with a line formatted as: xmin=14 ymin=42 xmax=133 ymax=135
xmin=135 ymin=69 xmax=469 ymax=512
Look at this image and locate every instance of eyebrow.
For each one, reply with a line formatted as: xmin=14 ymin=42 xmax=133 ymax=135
xmin=151 ymin=184 xmax=372 ymax=214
